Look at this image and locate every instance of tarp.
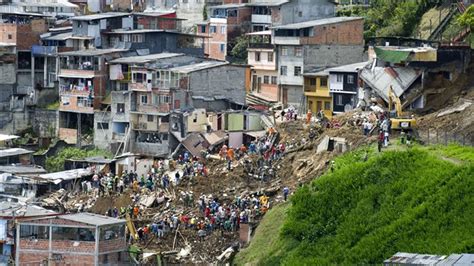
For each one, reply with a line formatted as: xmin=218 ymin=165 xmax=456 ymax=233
xmin=375 ymin=47 xmax=411 ymax=64
xmin=109 ymin=64 xmax=124 ymax=80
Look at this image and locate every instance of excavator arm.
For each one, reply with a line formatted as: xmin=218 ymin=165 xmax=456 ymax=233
xmin=388 ymin=85 xmax=402 ymax=117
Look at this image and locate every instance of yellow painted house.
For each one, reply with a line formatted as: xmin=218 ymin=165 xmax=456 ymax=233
xmin=303 ymin=71 xmax=333 ymax=119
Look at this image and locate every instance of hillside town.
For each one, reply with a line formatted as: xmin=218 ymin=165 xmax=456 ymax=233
xmin=0 ymin=0 xmax=473 ymax=265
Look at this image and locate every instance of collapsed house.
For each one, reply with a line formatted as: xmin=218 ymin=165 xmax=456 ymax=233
xmin=360 ymin=38 xmax=471 ymax=111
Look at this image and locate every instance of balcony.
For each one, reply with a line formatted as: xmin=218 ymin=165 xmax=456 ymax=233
xmin=59 ymin=84 xmax=92 ymax=96
xmin=251 ymin=14 xmax=271 ymax=24
xmin=59 ymin=69 xmax=96 ymax=79
xmin=133 ymin=103 xmax=171 ymax=114
xmin=273 ymin=36 xmax=301 ymax=45
xmin=130 ymin=82 xmax=151 ymax=92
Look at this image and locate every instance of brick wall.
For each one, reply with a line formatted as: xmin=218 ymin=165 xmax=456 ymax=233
xmin=19 ymin=252 xmax=95 ymax=265
xmin=301 ymin=19 xmax=364 ymax=46
xmin=98 ymin=238 xmax=127 ymax=253
xmin=58 ymin=128 xmax=78 ymax=144
xmin=0 ymin=24 xmax=16 ymax=46
xmin=51 ymin=240 xmax=96 ymax=253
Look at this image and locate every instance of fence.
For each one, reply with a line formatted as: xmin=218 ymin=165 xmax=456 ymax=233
xmin=418 ymin=129 xmax=474 ymax=146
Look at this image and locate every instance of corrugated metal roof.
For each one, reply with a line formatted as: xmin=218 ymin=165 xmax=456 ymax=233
xmin=0 ymin=148 xmax=33 ymax=158
xmin=210 ymin=3 xmax=248 ymax=9
xmin=326 ymin=61 xmax=369 ymax=73
xmin=360 ymin=64 xmax=421 ymax=101
xmin=169 ymin=61 xmax=228 ymax=74
xmin=247 ymin=0 xmax=289 ymax=7
xmin=110 ymin=53 xmax=183 ymax=64
xmin=58 ymin=48 xmax=127 ymax=56
xmin=0 ymin=134 xmax=19 ymax=142
xmin=59 ymin=212 xmax=125 ymax=226
xmin=272 ymin=16 xmax=363 ymax=30
xmin=0 ymin=202 xmax=56 ymax=218
xmin=38 ymin=168 xmax=93 ymax=184
xmin=0 ymin=165 xmax=46 ymax=175
xmin=70 ymin=12 xmax=130 ymax=21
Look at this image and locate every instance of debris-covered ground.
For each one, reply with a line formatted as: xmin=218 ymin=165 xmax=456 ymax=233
xmin=37 ymin=86 xmax=474 ymax=263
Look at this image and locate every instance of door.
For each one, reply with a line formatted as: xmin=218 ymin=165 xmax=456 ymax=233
xmin=282 ymin=88 xmax=288 ymax=105
xmin=217 ymin=114 xmax=222 ymax=130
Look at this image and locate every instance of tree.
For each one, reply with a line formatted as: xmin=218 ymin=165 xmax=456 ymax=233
xmin=203 ymin=4 xmax=208 ymax=21
xmin=229 ymin=36 xmax=249 ymax=64
xmin=458 ymin=5 xmax=474 ymax=30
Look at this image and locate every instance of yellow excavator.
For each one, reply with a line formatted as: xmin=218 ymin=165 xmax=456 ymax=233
xmin=387 ymin=86 xmax=416 ymax=130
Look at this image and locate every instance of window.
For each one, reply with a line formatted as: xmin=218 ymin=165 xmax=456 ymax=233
xmin=141 ymin=95 xmax=148 ymax=104
xmin=97 ymin=122 xmax=109 ymax=129
xmin=336 ymin=95 xmax=343 ymax=105
xmin=20 ymin=225 xmax=49 ymax=240
xmin=324 ymin=101 xmax=331 ymax=110
xmin=271 ymin=76 xmax=277 ymax=84
xmin=336 ymin=74 xmax=343 ymax=82
xmin=117 ymin=103 xmax=125 ymax=113
xmin=147 ymin=115 xmax=154 ymax=122
xmin=295 ymin=47 xmax=302 ymax=57
xmin=267 ymin=52 xmax=273 ymax=62
xmin=263 ymin=76 xmax=269 ymax=84
xmin=200 ymin=25 xmax=206 ymax=33
xmin=310 ymin=78 xmax=316 ymax=86
xmin=320 ymin=77 xmax=328 ymax=87
xmin=220 ymin=44 xmax=225 ymax=53
xmin=255 ymin=52 xmax=261 ymax=61
xmin=280 ymin=66 xmax=287 ymax=76
xmin=281 ymin=47 xmax=288 ymax=56
xmin=160 ymin=95 xmax=171 ymax=104
xmin=221 ymin=25 xmax=226 ymax=34
xmin=347 ymin=75 xmax=354 ymax=84
xmin=210 ymin=26 xmax=216 ymax=33
xmin=133 ymin=72 xmax=145 ymax=83
xmin=131 ymin=34 xmax=144 ymax=43
xmin=7 ymin=34 xmax=12 ymax=40
xmin=294 ymin=66 xmax=302 ymax=76
xmin=298 ymin=11 xmax=302 ymax=17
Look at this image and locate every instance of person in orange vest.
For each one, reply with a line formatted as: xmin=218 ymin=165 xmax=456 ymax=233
xmin=268 ymin=127 xmax=275 ymax=136
xmin=306 ymin=110 xmax=312 ymax=124
xmin=133 ymin=205 xmax=139 ymax=219
xmin=227 ymin=147 xmax=235 ymax=161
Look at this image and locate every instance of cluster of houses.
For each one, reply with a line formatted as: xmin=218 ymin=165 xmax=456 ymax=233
xmin=0 ymin=0 xmax=471 ymax=264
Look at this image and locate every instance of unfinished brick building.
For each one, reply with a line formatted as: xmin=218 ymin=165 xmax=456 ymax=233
xmin=15 ymin=213 xmax=128 ymax=266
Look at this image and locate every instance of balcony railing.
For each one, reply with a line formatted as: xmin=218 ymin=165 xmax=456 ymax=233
xmin=59 ymin=85 xmax=92 ymax=96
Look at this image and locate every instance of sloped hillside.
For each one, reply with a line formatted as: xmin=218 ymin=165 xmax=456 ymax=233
xmin=235 ymin=146 xmax=474 ymax=265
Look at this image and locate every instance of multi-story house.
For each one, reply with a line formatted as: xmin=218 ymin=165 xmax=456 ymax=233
xmin=246 ymin=31 xmax=278 ymax=105
xmin=273 ymin=16 xmax=365 ymax=107
xmin=57 ymin=48 xmax=126 ymax=145
xmin=326 ymin=61 xmax=367 ymax=114
xmin=303 ymin=70 xmax=332 ymax=118
xmin=152 ymin=0 xmax=224 ymax=31
xmin=95 ymin=52 xmax=248 ymax=156
xmin=70 ymin=12 xmax=133 ymax=49
xmin=249 ymin=0 xmax=335 ymax=29
xmin=198 ymin=3 xmax=251 ymax=60
xmin=0 ymin=12 xmax=49 ymax=132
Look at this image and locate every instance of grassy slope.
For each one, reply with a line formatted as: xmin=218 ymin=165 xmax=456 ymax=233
xmin=234 ymin=202 xmax=291 ymax=265
xmin=234 ymin=145 xmax=474 ymax=265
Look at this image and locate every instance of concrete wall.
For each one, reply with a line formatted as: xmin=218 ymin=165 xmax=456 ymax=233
xmin=189 ymin=65 xmax=246 ymax=108
xmin=272 ymin=0 xmax=335 ymax=26
xmin=303 ymin=44 xmax=365 ymax=70
xmin=94 ymin=111 xmax=112 ymax=150
xmin=30 ymin=109 xmax=58 ymax=138
xmin=277 ymin=45 xmax=304 ymax=86
xmin=111 ymin=91 xmax=131 ymax=123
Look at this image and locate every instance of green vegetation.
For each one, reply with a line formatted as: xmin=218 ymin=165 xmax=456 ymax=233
xmin=458 ymin=5 xmax=474 ymax=47
xmin=45 ymin=147 xmax=113 ymax=172
xmin=203 ymin=4 xmax=208 ymax=21
xmin=337 ymin=1 xmax=441 ymax=39
xmin=45 ymin=101 xmax=59 ymax=110
xmin=230 ymin=36 xmax=249 ymax=64
xmin=234 ymin=203 xmax=291 ymax=265
xmin=235 ymin=145 xmax=474 ymax=265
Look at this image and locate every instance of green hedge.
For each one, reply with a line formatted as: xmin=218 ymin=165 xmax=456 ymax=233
xmin=45 ymin=147 xmax=112 ymax=172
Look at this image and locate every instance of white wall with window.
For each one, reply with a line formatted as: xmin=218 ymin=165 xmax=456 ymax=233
xmin=329 ymin=73 xmax=343 ymax=91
